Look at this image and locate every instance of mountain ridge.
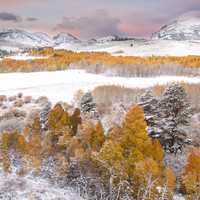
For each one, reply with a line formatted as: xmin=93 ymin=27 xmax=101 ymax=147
xmin=152 ymin=12 xmax=200 ymax=40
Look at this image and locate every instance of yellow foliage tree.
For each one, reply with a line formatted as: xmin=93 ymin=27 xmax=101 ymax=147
xmin=48 ymin=103 xmax=70 ymax=134
xmin=97 ymin=105 xmax=171 ymax=199
xmin=79 ymin=121 xmax=105 ymax=152
xmin=181 ymin=149 xmax=200 ymax=199
xmin=25 ymin=115 xmax=43 ymax=172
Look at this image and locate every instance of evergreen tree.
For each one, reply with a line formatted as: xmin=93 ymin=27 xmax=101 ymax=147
xmin=140 ymin=84 xmax=192 ymax=154
xmin=158 ymin=83 xmax=192 ymax=153
xmin=40 ymin=102 xmax=51 ymax=131
xmin=139 ymin=90 xmax=160 ymax=138
xmin=80 ymin=92 xmax=99 ymax=119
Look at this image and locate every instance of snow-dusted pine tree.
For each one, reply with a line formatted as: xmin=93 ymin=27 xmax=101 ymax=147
xmin=80 ymin=92 xmax=96 ymax=113
xmin=40 ymin=102 xmax=52 ymax=131
xmin=139 ymin=90 xmax=160 ymax=138
xmin=80 ymin=92 xmax=99 ymax=119
xmin=158 ymin=83 xmax=192 ymax=153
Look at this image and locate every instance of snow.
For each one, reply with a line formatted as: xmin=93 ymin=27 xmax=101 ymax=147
xmin=1 ymin=28 xmax=200 ymax=56
xmin=0 ymin=169 xmax=83 ymax=200
xmin=53 ymin=33 xmax=80 ymax=46
xmin=0 ymin=29 xmax=52 ymax=47
xmin=5 ymin=55 xmax=48 ymax=60
xmin=90 ymin=40 xmax=200 ymax=57
xmin=54 ymin=38 xmax=200 ymax=57
xmin=173 ymin=194 xmax=185 ymax=200
xmin=152 ymin=12 xmax=200 ymax=40
xmin=34 ymin=32 xmax=53 ymax=46
xmin=0 ymin=69 xmax=200 ymax=103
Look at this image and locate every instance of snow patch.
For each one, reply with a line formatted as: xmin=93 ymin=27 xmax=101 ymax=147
xmin=0 ymin=170 xmax=83 ymax=200
xmin=0 ymin=70 xmax=200 ymax=103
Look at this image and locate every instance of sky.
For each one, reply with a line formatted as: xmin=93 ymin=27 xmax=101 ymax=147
xmin=0 ymin=0 xmax=200 ymax=39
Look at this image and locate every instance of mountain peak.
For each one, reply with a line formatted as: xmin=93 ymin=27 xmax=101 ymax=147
xmin=152 ymin=12 xmax=200 ymax=41
xmin=53 ymin=33 xmax=80 ymax=45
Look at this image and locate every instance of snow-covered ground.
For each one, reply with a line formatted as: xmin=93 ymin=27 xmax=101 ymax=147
xmin=101 ymin=40 xmax=200 ymax=56
xmin=4 ymin=55 xmax=48 ymax=60
xmin=0 ymin=70 xmax=200 ymax=103
xmin=2 ymin=38 xmax=200 ymax=57
xmin=0 ymin=169 xmax=83 ymax=200
xmin=55 ymin=39 xmax=200 ymax=57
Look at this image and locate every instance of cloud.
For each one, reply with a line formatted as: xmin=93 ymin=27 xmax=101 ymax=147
xmin=54 ymin=9 xmax=124 ymax=38
xmin=26 ymin=17 xmax=38 ymax=22
xmin=0 ymin=0 xmax=46 ymax=8
xmin=0 ymin=12 xmax=22 ymax=22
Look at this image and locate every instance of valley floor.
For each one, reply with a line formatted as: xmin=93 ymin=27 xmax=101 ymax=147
xmin=55 ymin=40 xmax=200 ymax=57
xmin=0 ymin=69 xmax=200 ymax=103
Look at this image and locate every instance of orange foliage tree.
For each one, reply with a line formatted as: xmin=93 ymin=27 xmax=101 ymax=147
xmin=181 ymin=149 xmax=200 ymax=199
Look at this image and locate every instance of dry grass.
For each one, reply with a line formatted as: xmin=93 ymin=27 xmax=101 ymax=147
xmin=1 ymin=48 xmax=200 ymax=73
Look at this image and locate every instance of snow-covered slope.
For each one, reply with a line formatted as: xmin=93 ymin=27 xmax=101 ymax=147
xmin=94 ymin=40 xmax=200 ymax=56
xmin=53 ymin=33 xmax=80 ymax=45
xmin=34 ymin=32 xmax=53 ymax=46
xmin=152 ymin=12 xmax=200 ymax=40
xmin=0 ymin=29 xmax=52 ymax=47
xmin=0 ymin=30 xmax=81 ymax=50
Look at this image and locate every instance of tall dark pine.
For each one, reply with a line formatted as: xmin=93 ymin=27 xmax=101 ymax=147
xmin=158 ymin=83 xmax=192 ymax=153
xmin=139 ymin=90 xmax=160 ymax=138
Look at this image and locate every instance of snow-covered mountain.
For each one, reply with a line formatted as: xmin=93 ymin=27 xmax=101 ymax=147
xmin=0 ymin=29 xmax=52 ymax=47
xmin=53 ymin=33 xmax=80 ymax=45
xmin=0 ymin=29 xmax=82 ymax=50
xmin=34 ymin=32 xmax=53 ymax=45
xmin=152 ymin=12 xmax=200 ymax=40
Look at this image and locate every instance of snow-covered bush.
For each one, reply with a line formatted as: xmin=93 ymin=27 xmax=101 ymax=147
xmin=0 ymin=118 xmax=25 ymax=132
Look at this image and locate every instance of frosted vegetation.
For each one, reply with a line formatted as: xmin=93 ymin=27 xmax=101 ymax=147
xmin=0 ymin=53 xmax=200 ymax=200
xmin=70 ymin=62 xmax=200 ymax=77
xmin=0 ymin=169 xmax=83 ymax=200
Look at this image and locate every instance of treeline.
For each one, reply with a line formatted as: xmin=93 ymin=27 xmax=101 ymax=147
xmin=1 ymin=48 xmax=200 ymax=72
xmin=0 ymin=98 xmax=199 ymax=199
xmin=0 ymin=49 xmax=9 ymax=58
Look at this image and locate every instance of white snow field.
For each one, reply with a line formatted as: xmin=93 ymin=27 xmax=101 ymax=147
xmin=55 ymin=39 xmax=200 ymax=57
xmin=0 ymin=70 xmax=200 ymax=103
xmin=5 ymin=55 xmax=48 ymax=60
xmin=101 ymin=40 xmax=200 ymax=57
xmin=0 ymin=169 xmax=83 ymax=200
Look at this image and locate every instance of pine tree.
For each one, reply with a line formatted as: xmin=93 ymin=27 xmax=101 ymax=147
xmin=139 ymin=90 xmax=160 ymax=138
xmin=158 ymin=83 xmax=192 ymax=153
xmin=80 ymin=92 xmax=99 ymax=119
xmin=40 ymin=102 xmax=51 ymax=131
